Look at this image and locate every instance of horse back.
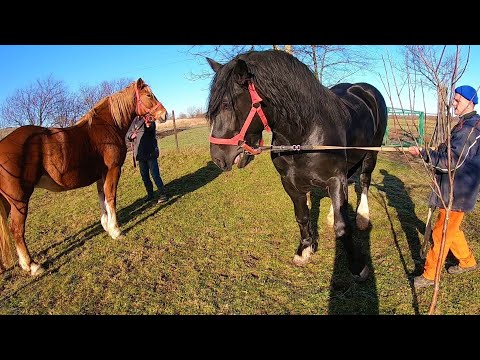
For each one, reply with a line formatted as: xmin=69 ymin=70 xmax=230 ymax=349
xmin=330 ymin=83 xmax=387 ymax=147
xmin=0 ymin=124 xmax=108 ymax=191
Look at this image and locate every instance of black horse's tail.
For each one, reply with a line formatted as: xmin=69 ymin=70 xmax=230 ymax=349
xmin=348 ymin=84 xmax=388 ymax=145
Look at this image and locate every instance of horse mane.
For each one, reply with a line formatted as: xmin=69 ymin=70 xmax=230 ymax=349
xmin=76 ymin=82 xmax=136 ymax=127
xmin=207 ymin=50 xmax=349 ymax=134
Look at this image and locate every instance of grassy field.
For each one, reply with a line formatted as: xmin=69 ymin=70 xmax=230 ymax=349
xmin=0 ymin=125 xmax=479 ymax=315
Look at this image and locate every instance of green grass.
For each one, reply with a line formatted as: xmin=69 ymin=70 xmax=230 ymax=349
xmin=1 ymin=126 xmax=479 ymax=314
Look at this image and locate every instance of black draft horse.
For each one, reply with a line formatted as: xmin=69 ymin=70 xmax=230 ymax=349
xmin=206 ymin=50 xmax=387 ymax=281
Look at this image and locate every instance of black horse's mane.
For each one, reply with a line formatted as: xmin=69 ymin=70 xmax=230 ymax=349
xmin=207 ymin=50 xmax=349 ymax=134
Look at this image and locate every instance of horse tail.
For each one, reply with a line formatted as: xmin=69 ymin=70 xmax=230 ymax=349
xmin=0 ymin=196 xmax=14 ymax=270
xmin=350 ymin=84 xmax=387 ymax=144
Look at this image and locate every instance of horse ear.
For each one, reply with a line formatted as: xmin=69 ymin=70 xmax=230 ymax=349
xmin=136 ymin=78 xmax=145 ymax=89
xmin=233 ymin=59 xmax=251 ymax=86
xmin=207 ymin=57 xmax=223 ymax=73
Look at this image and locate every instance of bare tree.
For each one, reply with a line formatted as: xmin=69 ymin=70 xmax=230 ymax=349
xmin=294 ymin=45 xmax=372 ymax=85
xmin=52 ymin=91 xmax=85 ymax=127
xmin=77 ymin=77 xmax=133 ymax=116
xmin=403 ymin=45 xmax=470 ymax=146
xmin=1 ymin=75 xmax=69 ymax=127
xmin=185 ymin=45 xmax=372 ymax=88
xmin=184 ymin=45 xmax=274 ymax=81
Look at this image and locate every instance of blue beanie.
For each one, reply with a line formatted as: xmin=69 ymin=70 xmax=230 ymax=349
xmin=455 ymin=85 xmax=478 ymax=105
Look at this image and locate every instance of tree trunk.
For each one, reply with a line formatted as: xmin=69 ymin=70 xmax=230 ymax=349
xmin=311 ymin=45 xmax=319 ymax=79
xmin=432 ymin=83 xmax=448 ymax=147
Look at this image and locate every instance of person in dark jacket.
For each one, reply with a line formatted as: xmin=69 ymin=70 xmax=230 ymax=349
xmin=408 ymin=85 xmax=479 ymax=289
xmin=126 ymin=116 xmax=169 ymax=203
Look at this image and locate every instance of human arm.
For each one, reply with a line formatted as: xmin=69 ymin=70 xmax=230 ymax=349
xmin=126 ymin=117 xmax=142 ymax=142
xmin=419 ymin=125 xmax=480 ymax=173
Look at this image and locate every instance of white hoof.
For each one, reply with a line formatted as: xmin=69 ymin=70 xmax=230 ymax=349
xmin=293 ymin=246 xmax=313 ymax=267
xmin=30 ymin=262 xmax=45 ymax=276
xmin=356 ymin=214 xmax=370 ymax=230
xmin=110 ymin=229 xmax=124 ymax=240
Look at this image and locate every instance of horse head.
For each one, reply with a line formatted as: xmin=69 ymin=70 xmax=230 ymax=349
xmin=206 ymin=57 xmax=267 ymax=171
xmin=135 ymin=78 xmax=168 ymax=123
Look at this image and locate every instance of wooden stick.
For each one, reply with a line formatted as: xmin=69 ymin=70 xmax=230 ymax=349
xmin=258 ymin=145 xmax=431 ymax=152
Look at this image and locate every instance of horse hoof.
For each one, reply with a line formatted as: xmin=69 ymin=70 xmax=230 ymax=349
xmin=353 ymin=265 xmax=369 ymax=283
xmin=115 ymin=232 xmax=126 ymax=240
xmin=356 ymin=215 xmax=370 ymax=230
xmin=293 ymin=246 xmax=313 ymax=267
xmin=30 ymin=263 xmax=45 ymax=276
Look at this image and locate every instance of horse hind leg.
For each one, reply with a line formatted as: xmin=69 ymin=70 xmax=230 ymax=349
xmin=328 ymin=176 xmax=368 ymax=282
xmin=96 ymin=179 xmax=108 ymax=232
xmin=356 ymin=153 xmax=377 ymax=231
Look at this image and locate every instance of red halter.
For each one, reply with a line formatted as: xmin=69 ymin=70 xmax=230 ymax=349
xmin=209 ymin=81 xmax=271 ymax=155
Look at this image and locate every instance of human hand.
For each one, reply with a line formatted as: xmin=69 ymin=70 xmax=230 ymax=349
xmin=407 ymin=146 xmax=420 ymax=156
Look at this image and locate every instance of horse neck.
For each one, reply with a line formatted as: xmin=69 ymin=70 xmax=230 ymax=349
xmin=261 ymin=81 xmax=348 ymax=144
xmin=104 ymin=85 xmax=137 ymax=134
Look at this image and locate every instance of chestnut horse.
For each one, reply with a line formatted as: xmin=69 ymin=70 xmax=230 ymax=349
xmin=0 ymin=78 xmax=167 ymax=276
xmin=206 ymin=50 xmax=387 ymax=282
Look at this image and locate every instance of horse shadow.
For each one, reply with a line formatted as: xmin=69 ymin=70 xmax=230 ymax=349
xmin=372 ymin=168 xmax=426 ymax=314
xmin=309 ymin=178 xmax=379 ymax=315
xmin=39 ymin=161 xmax=223 ymax=273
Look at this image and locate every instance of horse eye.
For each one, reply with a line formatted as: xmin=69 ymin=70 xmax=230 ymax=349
xmin=221 ymin=101 xmax=232 ymax=111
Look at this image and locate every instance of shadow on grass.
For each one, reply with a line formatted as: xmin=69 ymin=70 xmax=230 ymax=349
xmin=309 ymin=177 xmax=379 ymax=315
xmin=5 ymin=161 xmax=222 ymax=285
xmin=372 ymin=168 xmax=426 ymax=315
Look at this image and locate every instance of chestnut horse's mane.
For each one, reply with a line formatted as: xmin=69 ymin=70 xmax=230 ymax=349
xmin=76 ymin=82 xmax=136 ymax=128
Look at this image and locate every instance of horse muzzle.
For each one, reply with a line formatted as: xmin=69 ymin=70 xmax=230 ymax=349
xmin=211 ymin=145 xmax=254 ymax=171
xmin=153 ymin=110 xmax=168 ymax=123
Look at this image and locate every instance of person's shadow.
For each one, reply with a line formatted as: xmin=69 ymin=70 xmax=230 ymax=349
xmin=309 ymin=176 xmax=378 ymax=314
xmin=373 ymin=169 xmax=426 ymax=314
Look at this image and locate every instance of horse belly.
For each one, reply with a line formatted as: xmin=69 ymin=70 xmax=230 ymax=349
xmin=35 ymin=174 xmax=65 ymax=192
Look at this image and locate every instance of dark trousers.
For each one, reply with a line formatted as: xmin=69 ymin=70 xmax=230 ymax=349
xmin=138 ymin=158 xmax=165 ymax=196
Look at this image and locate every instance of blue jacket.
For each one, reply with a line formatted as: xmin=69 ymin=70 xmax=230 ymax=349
xmin=125 ymin=117 xmax=159 ymax=161
xmin=420 ymin=111 xmax=480 ymax=212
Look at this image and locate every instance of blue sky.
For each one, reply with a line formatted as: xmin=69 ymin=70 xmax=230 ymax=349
xmin=0 ymin=45 xmax=478 ymax=117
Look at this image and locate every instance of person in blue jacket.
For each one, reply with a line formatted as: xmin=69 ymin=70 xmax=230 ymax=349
xmin=126 ymin=116 xmax=170 ymax=203
xmin=408 ymin=85 xmax=479 ymax=289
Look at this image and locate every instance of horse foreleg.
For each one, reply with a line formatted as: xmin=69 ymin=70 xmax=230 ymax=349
xmin=103 ymin=166 xmax=124 ymax=239
xmin=328 ymin=176 xmax=368 ymax=282
xmin=281 ymin=179 xmax=317 ymax=267
xmin=96 ymin=178 xmax=108 ymax=232
xmin=10 ymin=204 xmax=44 ymax=276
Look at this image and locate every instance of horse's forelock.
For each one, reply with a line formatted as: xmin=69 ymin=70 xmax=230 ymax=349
xmin=207 ymin=60 xmax=238 ymax=125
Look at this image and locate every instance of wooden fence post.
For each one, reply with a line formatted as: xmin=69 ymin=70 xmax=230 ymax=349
xmin=172 ymin=110 xmax=179 ymax=151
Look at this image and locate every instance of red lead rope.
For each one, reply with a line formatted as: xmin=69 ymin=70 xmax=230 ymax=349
xmin=209 ymin=82 xmax=271 ymax=155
